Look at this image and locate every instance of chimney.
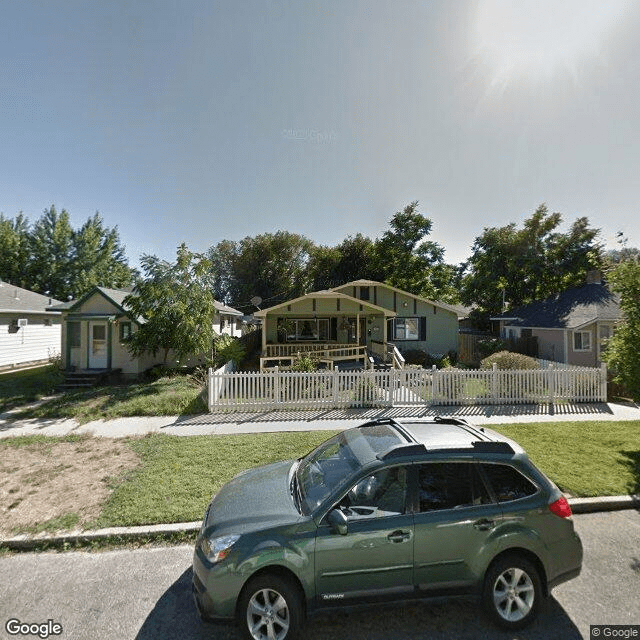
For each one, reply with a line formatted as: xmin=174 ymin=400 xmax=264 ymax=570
xmin=586 ymin=270 xmax=602 ymax=285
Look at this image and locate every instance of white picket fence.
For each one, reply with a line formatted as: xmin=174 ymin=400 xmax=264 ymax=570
xmin=208 ymin=363 xmax=608 ymax=411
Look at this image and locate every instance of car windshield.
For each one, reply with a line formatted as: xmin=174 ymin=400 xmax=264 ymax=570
xmin=296 ymin=424 xmax=405 ymax=514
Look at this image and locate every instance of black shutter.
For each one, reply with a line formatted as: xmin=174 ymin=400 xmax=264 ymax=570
xmin=330 ymin=318 xmax=338 ymax=341
xmin=387 ymin=319 xmax=395 ymax=340
xmin=420 ymin=317 xmax=426 ymax=341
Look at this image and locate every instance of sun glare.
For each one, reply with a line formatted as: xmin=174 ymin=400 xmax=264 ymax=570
xmin=472 ymin=0 xmax=630 ymax=90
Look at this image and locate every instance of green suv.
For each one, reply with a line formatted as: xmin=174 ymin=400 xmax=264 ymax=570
xmin=192 ymin=417 xmax=582 ymax=639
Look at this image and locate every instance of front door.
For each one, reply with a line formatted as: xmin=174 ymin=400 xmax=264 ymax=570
xmin=315 ymin=466 xmax=413 ymax=602
xmin=89 ymin=321 xmax=108 ymax=369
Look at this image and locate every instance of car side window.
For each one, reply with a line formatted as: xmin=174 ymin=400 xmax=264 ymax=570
xmin=481 ymin=463 xmax=537 ymax=502
xmin=340 ymin=467 xmax=407 ymax=518
xmin=418 ymin=463 xmax=492 ymax=512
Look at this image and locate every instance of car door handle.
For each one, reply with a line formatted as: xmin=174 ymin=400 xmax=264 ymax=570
xmin=473 ymin=518 xmax=495 ymax=531
xmin=387 ymin=530 xmax=411 ymax=543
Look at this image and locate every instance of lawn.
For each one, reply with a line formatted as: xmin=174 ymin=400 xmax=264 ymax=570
xmin=7 ymin=373 xmax=207 ymax=423
xmin=1 ymin=421 xmax=638 ymax=535
xmin=0 ymin=365 xmax=63 ymax=412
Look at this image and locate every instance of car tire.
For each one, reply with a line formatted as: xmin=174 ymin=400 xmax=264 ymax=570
xmin=482 ymin=555 xmax=542 ymax=630
xmin=238 ymin=574 xmax=303 ymax=640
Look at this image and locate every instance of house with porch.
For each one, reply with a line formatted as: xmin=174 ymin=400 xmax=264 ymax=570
xmin=52 ymin=286 xmax=245 ymax=382
xmin=254 ymin=280 xmax=459 ymax=371
xmin=491 ymin=271 xmax=621 ymax=367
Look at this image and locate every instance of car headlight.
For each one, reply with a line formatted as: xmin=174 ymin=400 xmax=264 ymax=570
xmin=201 ymin=534 xmax=241 ymax=563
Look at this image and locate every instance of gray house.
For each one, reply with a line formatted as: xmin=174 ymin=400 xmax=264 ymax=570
xmin=491 ymin=272 xmax=620 ymax=367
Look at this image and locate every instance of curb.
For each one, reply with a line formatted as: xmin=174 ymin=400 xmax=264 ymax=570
xmin=2 ymin=496 xmax=639 ymax=551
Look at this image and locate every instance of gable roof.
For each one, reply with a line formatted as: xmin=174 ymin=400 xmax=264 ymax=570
xmin=255 ymin=290 xmax=396 ymax=317
xmin=331 ymin=280 xmax=460 ymax=315
xmin=491 ymin=282 xmax=621 ymax=329
xmin=0 ymin=283 xmax=62 ymax=314
xmin=214 ymin=300 xmax=243 ymax=317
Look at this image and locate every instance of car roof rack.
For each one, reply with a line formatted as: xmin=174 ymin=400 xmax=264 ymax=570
xmin=376 ymin=439 xmax=515 ymax=461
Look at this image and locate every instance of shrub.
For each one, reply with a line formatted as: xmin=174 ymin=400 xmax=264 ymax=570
xmin=213 ymin=335 xmax=246 ymax=368
xmin=402 ymin=349 xmax=428 ymax=366
xmin=480 ymin=350 xmax=539 ymax=370
xmin=477 ymin=337 xmax=508 ymax=359
xmin=291 ymin=354 xmax=319 ymax=372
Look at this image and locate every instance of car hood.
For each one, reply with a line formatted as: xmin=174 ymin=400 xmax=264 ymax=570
xmin=204 ymin=459 xmax=302 ymax=536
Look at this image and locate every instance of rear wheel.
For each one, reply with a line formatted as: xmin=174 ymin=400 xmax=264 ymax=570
xmin=482 ymin=555 xmax=542 ymax=630
xmin=238 ymin=575 xmax=302 ymax=640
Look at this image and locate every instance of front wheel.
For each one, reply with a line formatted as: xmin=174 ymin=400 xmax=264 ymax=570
xmin=482 ymin=555 xmax=542 ymax=630
xmin=238 ymin=575 xmax=303 ymax=640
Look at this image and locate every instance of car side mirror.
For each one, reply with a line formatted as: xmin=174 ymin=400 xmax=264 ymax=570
xmin=327 ymin=508 xmax=348 ymax=535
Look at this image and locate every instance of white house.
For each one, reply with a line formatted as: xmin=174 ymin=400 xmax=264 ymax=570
xmin=0 ymin=282 xmax=62 ymax=371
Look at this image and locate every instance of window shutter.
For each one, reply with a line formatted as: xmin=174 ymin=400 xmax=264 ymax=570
xmin=387 ymin=318 xmax=395 ymax=340
xmin=420 ymin=317 xmax=426 ymax=341
xmin=330 ymin=318 xmax=338 ymax=340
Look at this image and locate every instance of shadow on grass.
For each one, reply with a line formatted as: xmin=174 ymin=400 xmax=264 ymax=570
xmin=620 ymin=450 xmax=640 ymax=495
xmin=6 ymin=376 xmax=207 ymax=423
xmin=135 ymin=569 xmax=582 ymax=640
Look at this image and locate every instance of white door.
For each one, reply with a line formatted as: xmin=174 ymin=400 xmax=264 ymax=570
xmin=89 ymin=322 xmax=108 ymax=369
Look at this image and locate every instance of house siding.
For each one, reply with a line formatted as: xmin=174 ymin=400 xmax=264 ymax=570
xmin=332 ymin=284 xmax=458 ymax=356
xmin=532 ymin=328 xmax=565 ymax=363
xmin=568 ymin=322 xmax=598 ymax=367
xmin=0 ymin=314 xmax=61 ymax=368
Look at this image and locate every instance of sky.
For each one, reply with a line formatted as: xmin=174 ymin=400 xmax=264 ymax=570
xmin=1 ymin=0 xmax=639 ymax=269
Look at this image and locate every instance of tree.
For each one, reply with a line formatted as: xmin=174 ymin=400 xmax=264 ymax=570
xmin=0 ymin=213 xmax=30 ymax=288
xmin=602 ymin=258 xmax=640 ymax=400
xmin=27 ymin=205 xmax=74 ymax=300
xmin=307 ymin=234 xmax=380 ymax=290
xmin=70 ymin=213 xmax=131 ymax=294
xmin=460 ymin=204 xmax=602 ymax=318
xmin=373 ymin=202 xmax=454 ymax=300
xmin=209 ymin=231 xmax=313 ymax=312
xmin=124 ymin=244 xmax=216 ymax=363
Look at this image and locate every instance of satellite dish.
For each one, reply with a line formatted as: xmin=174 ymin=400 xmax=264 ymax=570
xmin=250 ymin=296 xmax=262 ymax=310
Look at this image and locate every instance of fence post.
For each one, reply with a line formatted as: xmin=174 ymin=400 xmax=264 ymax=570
xmin=274 ymin=366 xmax=280 ymax=408
xmin=492 ymin=363 xmax=498 ymax=404
xmin=600 ymin=362 xmax=608 ymax=402
xmin=333 ymin=366 xmax=339 ymax=407
xmin=548 ymin=364 xmax=555 ymax=404
xmin=431 ymin=365 xmax=438 ymax=405
xmin=208 ymin=367 xmax=213 ymax=411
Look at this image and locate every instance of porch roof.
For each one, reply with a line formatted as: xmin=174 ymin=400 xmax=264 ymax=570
xmin=254 ymin=290 xmax=396 ymax=318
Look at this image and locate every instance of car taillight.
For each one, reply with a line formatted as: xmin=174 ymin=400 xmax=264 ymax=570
xmin=549 ymin=496 xmax=572 ymax=518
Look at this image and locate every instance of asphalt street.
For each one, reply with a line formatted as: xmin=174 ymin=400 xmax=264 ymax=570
xmin=1 ymin=510 xmax=639 ymax=640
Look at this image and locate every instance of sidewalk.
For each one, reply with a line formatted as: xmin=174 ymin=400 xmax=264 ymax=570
xmin=1 ymin=400 xmax=639 ymax=438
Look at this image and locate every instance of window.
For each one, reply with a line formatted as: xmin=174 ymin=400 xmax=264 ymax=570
xmin=418 ymin=463 xmax=492 ymax=512
xmin=341 ymin=467 xmax=408 ymax=517
xmin=359 ymin=286 xmax=370 ymax=301
xmin=68 ymin=322 xmax=81 ymax=348
xmin=481 ymin=464 xmax=537 ymax=502
xmin=599 ymin=325 xmax=612 ymax=341
xmin=573 ymin=330 xmax=591 ymax=351
xmin=393 ymin=317 xmax=419 ymax=340
xmin=119 ymin=321 xmax=132 ymax=342
xmin=286 ymin=318 xmax=329 ymax=341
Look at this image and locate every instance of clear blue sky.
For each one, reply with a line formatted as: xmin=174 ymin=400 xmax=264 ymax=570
xmin=1 ymin=1 xmax=638 ymax=267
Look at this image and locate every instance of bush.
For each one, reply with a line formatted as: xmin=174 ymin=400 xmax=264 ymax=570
xmin=143 ymin=364 xmax=175 ymax=381
xmin=213 ymin=335 xmax=246 ymax=369
xmin=291 ymin=354 xmax=319 ymax=372
xmin=477 ymin=337 xmax=508 ymax=359
xmin=402 ymin=349 xmax=428 ymax=366
xmin=480 ymin=351 xmax=539 ymax=370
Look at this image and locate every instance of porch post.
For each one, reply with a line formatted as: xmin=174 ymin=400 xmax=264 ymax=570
xmin=262 ymin=314 xmax=267 ymax=355
xmin=356 ymin=313 xmax=360 ymax=345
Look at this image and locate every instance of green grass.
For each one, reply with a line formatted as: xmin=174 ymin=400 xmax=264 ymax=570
xmin=10 ymin=374 xmax=207 ymax=423
xmin=0 ymin=365 xmax=63 ymax=412
xmin=491 ymin=420 xmax=640 ymax=498
xmin=2 ymin=422 xmax=639 ymax=536
xmin=96 ymin=431 xmax=336 ymax=527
